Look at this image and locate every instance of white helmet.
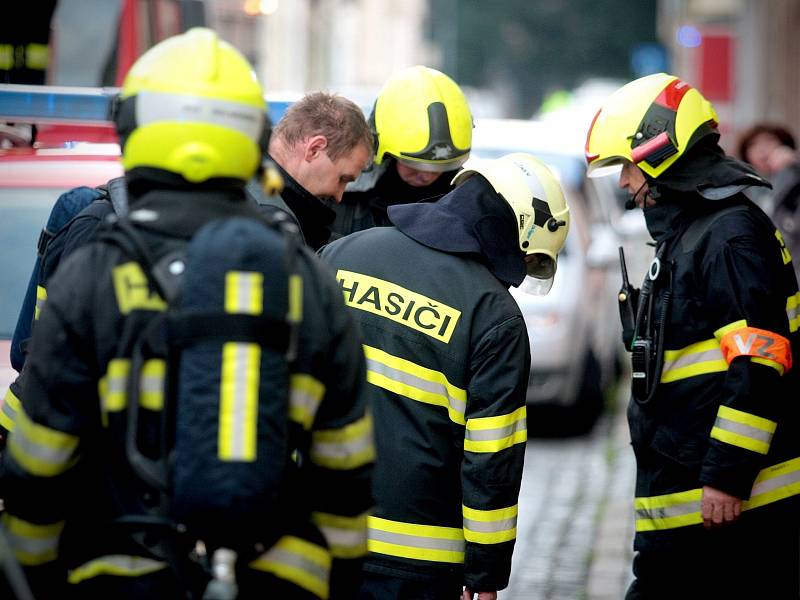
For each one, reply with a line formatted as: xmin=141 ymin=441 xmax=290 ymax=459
xmin=453 ymin=153 xmax=570 ymax=294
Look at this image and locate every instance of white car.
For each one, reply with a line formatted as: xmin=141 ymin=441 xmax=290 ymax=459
xmin=471 ymin=118 xmax=650 ymax=432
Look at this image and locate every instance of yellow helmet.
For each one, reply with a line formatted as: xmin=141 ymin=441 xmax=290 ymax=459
xmin=585 ymin=73 xmax=718 ymax=179
xmin=372 ymin=65 xmax=472 ymax=173
xmin=453 ymin=153 xmax=569 ymax=293
xmin=115 ymin=28 xmax=268 ymax=183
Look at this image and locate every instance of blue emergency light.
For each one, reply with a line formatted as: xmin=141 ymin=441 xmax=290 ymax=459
xmin=0 ymin=84 xmax=294 ymax=127
xmin=0 ymin=84 xmax=118 ymax=124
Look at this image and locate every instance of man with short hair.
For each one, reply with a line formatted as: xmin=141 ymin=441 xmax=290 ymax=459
xmin=267 ymin=92 xmax=373 ymax=249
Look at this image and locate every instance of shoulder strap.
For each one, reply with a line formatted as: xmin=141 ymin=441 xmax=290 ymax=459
xmin=680 ymin=204 xmax=749 ymax=254
xmin=105 ymin=176 xmax=129 ymax=216
xmin=96 ymin=217 xmax=184 ymax=304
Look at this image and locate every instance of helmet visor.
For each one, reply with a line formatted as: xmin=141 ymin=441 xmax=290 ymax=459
xmin=522 ymin=253 xmax=556 ymax=295
xmin=587 ymin=158 xmax=623 ymax=179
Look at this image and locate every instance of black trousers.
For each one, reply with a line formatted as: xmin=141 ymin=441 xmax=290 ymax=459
xmin=358 ymin=570 xmax=463 ymax=600
xmin=625 ymin=511 xmax=800 ymax=600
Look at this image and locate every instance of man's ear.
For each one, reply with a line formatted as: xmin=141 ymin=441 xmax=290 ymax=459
xmin=303 ymin=135 xmax=329 ymax=162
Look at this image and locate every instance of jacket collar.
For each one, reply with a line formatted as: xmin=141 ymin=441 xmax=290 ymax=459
xmin=269 ymin=155 xmax=336 ymax=250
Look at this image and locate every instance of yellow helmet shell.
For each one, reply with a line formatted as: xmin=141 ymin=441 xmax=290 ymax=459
xmin=373 ymin=65 xmax=473 ymax=172
xmin=119 ymin=28 xmax=267 ymax=183
xmin=585 ymin=73 xmax=718 ymax=179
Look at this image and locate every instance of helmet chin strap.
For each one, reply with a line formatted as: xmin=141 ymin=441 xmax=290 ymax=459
xmin=625 ymin=179 xmax=651 ymax=210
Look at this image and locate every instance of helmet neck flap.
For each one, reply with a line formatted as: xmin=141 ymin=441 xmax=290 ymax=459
xmin=388 ymin=175 xmax=526 ymax=287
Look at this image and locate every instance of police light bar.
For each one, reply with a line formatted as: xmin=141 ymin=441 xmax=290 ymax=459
xmin=0 ymin=84 xmax=119 ymax=125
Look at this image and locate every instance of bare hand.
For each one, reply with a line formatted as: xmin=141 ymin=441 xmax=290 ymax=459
xmin=701 ymin=485 xmax=742 ymax=530
xmin=462 ymin=588 xmax=497 ymax=600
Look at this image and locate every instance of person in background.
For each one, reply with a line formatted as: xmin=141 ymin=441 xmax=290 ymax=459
xmin=737 ymin=122 xmax=800 ymax=280
xmin=0 ymin=1 xmax=58 ymax=147
xmin=329 ymin=65 xmax=473 ymax=236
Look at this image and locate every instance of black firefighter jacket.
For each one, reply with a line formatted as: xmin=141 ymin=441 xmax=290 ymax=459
xmin=320 ymin=225 xmax=530 ymax=592
xmin=328 ymin=159 xmax=458 ymax=236
xmin=0 ymin=185 xmax=373 ymax=599
xmin=628 ymin=194 xmax=800 ymax=553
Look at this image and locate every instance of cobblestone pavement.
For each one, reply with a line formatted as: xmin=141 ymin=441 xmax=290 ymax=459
xmin=501 ymin=386 xmax=636 ymax=600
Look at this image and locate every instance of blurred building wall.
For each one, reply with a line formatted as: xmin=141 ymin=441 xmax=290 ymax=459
xmin=658 ymin=0 xmax=800 ymax=147
xmin=243 ymin=0 xmax=435 ymax=99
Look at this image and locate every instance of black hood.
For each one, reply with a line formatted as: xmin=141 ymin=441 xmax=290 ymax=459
xmin=649 ymin=137 xmax=771 ymax=200
xmin=388 ymin=175 xmax=527 ymax=287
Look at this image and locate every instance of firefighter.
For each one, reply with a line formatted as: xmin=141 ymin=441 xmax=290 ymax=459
xmin=2 ymin=92 xmax=371 ymax=424
xmin=0 ymin=28 xmax=373 ymax=600
xmin=0 ymin=2 xmax=58 ymax=147
xmin=0 ymin=2 xmax=57 ymax=85
xmin=328 ymin=65 xmax=473 ymax=236
xmin=585 ymin=73 xmax=800 ymax=598
xmin=320 ymin=153 xmax=570 ymax=600
xmin=266 ymin=92 xmax=374 ymax=250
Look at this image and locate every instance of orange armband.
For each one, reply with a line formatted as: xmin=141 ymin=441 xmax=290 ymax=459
xmin=719 ymin=326 xmax=792 ymax=374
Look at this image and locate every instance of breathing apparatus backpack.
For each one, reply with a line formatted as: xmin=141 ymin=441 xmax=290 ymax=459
xmin=103 ymin=211 xmax=303 ymax=553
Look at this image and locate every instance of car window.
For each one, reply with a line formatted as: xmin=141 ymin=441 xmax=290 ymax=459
xmin=0 ymin=188 xmax=67 ymax=338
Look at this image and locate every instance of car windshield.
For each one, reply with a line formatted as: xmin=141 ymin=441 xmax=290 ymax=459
xmin=0 ymin=188 xmax=67 ymax=338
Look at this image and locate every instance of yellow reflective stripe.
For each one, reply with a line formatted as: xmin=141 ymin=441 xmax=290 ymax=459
xmin=0 ymin=44 xmax=13 ymax=69
xmin=787 ymin=292 xmax=799 ymax=333
xmin=67 ymin=555 xmax=168 ymax=584
xmin=288 ymin=274 xmax=303 ymax=323
xmin=660 ymin=338 xmax=727 ymax=383
xmin=219 ymin=342 xmax=260 ymax=461
xmin=112 ymin=262 xmax=167 ymax=315
xmin=311 ymin=511 xmax=368 ymax=559
xmin=714 ymin=319 xmax=749 ymax=340
xmin=2 ymin=514 xmax=64 ymax=566
xmin=636 ymin=456 xmax=800 ymax=531
xmin=634 ymin=488 xmax=703 ymax=532
xmin=8 ymin=404 xmax=79 ymax=477
xmin=249 ymin=535 xmax=331 ymax=599
xmin=310 ymin=412 xmax=374 ymax=470
xmin=464 ymin=406 xmax=526 ymax=453
xmin=363 ymin=345 xmax=466 ymax=425
xmin=25 ymin=43 xmax=49 ymax=70
xmin=751 ymin=356 xmax=786 ymax=375
xmin=139 ymin=359 xmax=165 ymax=411
xmin=1 ymin=386 xmax=20 ymax=431
xmin=99 ymin=358 xmax=131 ymax=427
xmin=710 ymin=405 xmax=776 ymax=455
xmin=34 ymin=285 xmax=47 ymax=320
xmin=225 ymin=271 xmax=263 ymax=315
xmin=289 ymin=374 xmax=325 ymax=430
xmin=462 ymin=504 xmax=517 ymax=544
xmin=776 ymin=230 xmax=793 ymax=265
xmin=368 ymin=516 xmax=464 ymax=563
xmin=745 ymin=456 xmax=800 ymax=510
